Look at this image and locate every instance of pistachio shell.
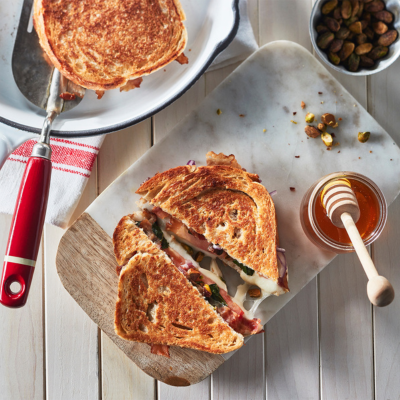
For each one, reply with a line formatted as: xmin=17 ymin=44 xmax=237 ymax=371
xmin=358 ymin=131 xmax=370 ymax=143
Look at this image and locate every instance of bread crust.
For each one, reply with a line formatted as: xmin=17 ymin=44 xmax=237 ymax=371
xmin=137 ymin=165 xmax=287 ymax=289
xmin=33 ymin=0 xmax=187 ymax=90
xmin=113 ymin=215 xmax=244 ymax=354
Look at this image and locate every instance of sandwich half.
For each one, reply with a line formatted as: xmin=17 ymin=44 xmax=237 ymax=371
xmin=113 ymin=214 xmax=264 ymax=355
xmin=33 ymin=0 xmax=187 ymax=91
xmin=136 ymin=152 xmax=289 ymax=299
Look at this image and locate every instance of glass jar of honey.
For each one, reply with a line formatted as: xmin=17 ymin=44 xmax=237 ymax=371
xmin=300 ymin=172 xmax=387 ymax=253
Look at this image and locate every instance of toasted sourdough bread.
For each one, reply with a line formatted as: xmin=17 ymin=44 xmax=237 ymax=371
xmin=33 ymin=0 xmax=187 ymax=90
xmin=113 ymin=215 xmax=244 ymax=354
xmin=136 ymin=164 xmax=288 ymax=290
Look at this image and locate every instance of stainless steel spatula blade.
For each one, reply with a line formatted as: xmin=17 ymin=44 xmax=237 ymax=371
xmin=12 ymin=0 xmax=84 ymax=112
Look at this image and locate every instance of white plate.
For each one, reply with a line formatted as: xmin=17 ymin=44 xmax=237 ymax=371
xmin=0 ymin=0 xmax=239 ymax=137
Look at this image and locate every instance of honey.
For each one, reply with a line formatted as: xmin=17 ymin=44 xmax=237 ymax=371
xmin=300 ymin=172 xmax=387 ymax=254
xmin=314 ymin=178 xmax=380 ymax=245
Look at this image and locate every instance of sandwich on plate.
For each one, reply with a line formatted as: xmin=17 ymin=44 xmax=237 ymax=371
xmin=33 ymin=0 xmax=187 ymax=95
xmin=113 ymin=152 xmax=288 ymax=356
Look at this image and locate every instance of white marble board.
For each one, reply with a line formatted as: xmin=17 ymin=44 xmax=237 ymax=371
xmin=86 ymin=40 xmax=400 ymax=354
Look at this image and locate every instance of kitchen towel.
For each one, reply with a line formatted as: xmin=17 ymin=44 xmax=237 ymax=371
xmin=0 ymin=1 xmax=258 ymax=229
xmin=209 ymin=0 xmax=259 ymax=71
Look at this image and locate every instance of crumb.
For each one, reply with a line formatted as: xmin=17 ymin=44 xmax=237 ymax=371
xmin=164 ymin=69 xmax=166 ymax=72
xmin=290 ymin=187 xmax=296 ymax=192
xmin=327 ymin=147 xmax=332 ymax=151
xmin=354 ymin=104 xmax=357 ymax=107
xmin=293 ymin=112 xmax=297 ymax=115
xmin=189 ymin=49 xmax=192 ymax=52
xmin=359 ymin=157 xmax=361 ymax=159
xmin=370 ymin=150 xmax=372 ymax=153
xmin=391 ymin=159 xmax=393 ymax=161
xmin=239 ymin=114 xmax=245 ymax=117
xmin=216 ymin=109 xmax=222 ymax=115
xmin=321 ymin=101 xmax=324 ymax=104
xmin=338 ymin=151 xmax=341 ymax=153
xmin=333 ymin=142 xmax=340 ymax=147
xmin=301 ymin=101 xmax=306 ymax=109
xmin=307 ymin=137 xmax=309 ymax=139
xmin=331 ymin=133 xmax=335 ymax=138
xmin=263 ymin=129 xmax=266 ymax=132
xmin=338 ymin=117 xmax=342 ymax=121
xmin=334 ymin=90 xmax=336 ymax=93
xmin=290 ymin=120 xmax=297 ymax=124
xmin=295 ymin=156 xmax=300 ymax=158
xmin=318 ymin=92 xmax=323 ymax=94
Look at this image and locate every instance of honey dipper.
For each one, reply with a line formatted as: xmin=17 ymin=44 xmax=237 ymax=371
xmin=321 ymin=179 xmax=394 ymax=307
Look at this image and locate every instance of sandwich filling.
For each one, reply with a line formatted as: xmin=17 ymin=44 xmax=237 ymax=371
xmin=130 ymin=208 xmax=264 ymax=336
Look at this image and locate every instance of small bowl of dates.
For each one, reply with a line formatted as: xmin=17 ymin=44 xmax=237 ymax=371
xmin=310 ymin=0 xmax=400 ymax=75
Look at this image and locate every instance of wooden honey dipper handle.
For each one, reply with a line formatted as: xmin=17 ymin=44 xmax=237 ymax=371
xmin=322 ymin=179 xmax=394 ymax=307
xmin=341 ymin=213 xmax=394 ymax=307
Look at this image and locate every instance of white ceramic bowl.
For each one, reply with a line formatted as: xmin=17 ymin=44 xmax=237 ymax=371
xmin=310 ymin=0 xmax=400 ymax=75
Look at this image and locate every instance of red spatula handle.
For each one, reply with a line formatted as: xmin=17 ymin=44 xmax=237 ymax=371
xmin=0 ymin=156 xmax=52 ymax=308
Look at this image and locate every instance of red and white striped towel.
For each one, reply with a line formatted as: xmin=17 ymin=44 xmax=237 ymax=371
xmin=0 ymin=135 xmax=104 ymax=228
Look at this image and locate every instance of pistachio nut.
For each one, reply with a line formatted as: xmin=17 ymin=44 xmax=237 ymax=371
xmin=341 ymin=0 xmax=352 ymax=19
xmin=329 ymin=39 xmax=344 ymax=53
xmin=322 ymin=0 xmax=339 ymax=15
xmin=333 ymin=7 xmax=342 ymax=20
xmin=328 ymin=51 xmax=341 ymax=64
xmin=372 ymin=21 xmax=388 ymax=35
xmin=305 ymin=113 xmax=315 ymax=123
xmin=365 ymin=0 xmax=385 ymax=13
xmin=339 ymin=41 xmax=355 ymax=61
xmin=350 ymin=0 xmax=360 ymax=17
xmin=318 ymin=123 xmax=327 ymax=132
xmin=321 ymin=132 xmax=333 ymax=147
xmin=317 ymin=32 xmax=335 ymax=49
xmin=368 ymin=45 xmax=388 ymax=60
xmin=344 ymin=16 xmax=359 ymax=27
xmin=364 ymin=27 xmax=375 ymax=40
xmin=359 ymin=55 xmax=375 ymax=68
xmin=305 ymin=126 xmax=320 ymax=138
xmin=321 ymin=113 xmax=337 ymax=127
xmin=356 ymin=33 xmax=367 ymax=45
xmin=325 ymin=17 xmax=341 ymax=32
xmin=374 ymin=10 xmax=393 ymax=24
xmin=356 ymin=1 xmax=364 ymax=18
xmin=316 ymin=24 xmax=330 ymax=34
xmin=358 ymin=131 xmax=370 ymax=143
xmin=378 ymin=30 xmax=398 ymax=47
xmin=355 ymin=43 xmax=373 ymax=55
xmin=348 ymin=53 xmax=360 ymax=72
xmin=349 ymin=21 xmax=363 ymax=34
xmin=336 ymin=27 xmax=351 ymax=40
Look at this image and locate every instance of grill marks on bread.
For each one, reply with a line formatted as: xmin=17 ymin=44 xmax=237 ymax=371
xmin=34 ymin=0 xmax=187 ymax=90
xmin=113 ymin=215 xmax=244 ymax=354
xmin=137 ymin=165 xmax=281 ymax=284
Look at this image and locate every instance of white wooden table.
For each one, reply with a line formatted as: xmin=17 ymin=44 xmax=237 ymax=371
xmin=1 ymin=1 xmax=400 ymax=398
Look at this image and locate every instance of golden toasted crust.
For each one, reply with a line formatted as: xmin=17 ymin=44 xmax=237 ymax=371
xmin=113 ymin=216 xmax=243 ymax=354
xmin=137 ymin=165 xmax=287 ymax=288
xmin=33 ymin=0 xmax=187 ymax=90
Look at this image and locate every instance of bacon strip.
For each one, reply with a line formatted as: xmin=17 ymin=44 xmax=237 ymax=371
xmin=150 ymin=344 xmax=170 ymax=357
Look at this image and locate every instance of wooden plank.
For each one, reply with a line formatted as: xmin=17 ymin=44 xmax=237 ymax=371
xmin=213 ymin=334 xmax=265 ymax=400
xmin=97 ymin=121 xmax=156 ymax=399
xmin=258 ymin=1 xmax=319 ymax=398
xmin=266 ymin=279 xmax=319 ymax=400
xmin=56 ymin=213 xmax=225 ymax=385
xmin=319 ymin=254 xmax=373 ymax=399
xmin=368 ymin=60 xmax=400 ymax=400
xmin=0 ymin=215 xmax=44 ymax=400
xmin=44 ymin=224 xmax=99 ymax=400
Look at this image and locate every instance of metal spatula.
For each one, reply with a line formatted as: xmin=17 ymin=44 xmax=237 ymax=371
xmin=0 ymin=0 xmax=85 ymax=308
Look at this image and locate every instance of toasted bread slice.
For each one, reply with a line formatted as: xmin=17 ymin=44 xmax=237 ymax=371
xmin=33 ymin=0 xmax=187 ymax=90
xmin=113 ymin=215 xmax=243 ymax=354
xmin=136 ymin=163 xmax=288 ymax=291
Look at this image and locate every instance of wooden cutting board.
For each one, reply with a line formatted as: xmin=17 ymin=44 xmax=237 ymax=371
xmin=56 ymin=41 xmax=400 ymax=386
